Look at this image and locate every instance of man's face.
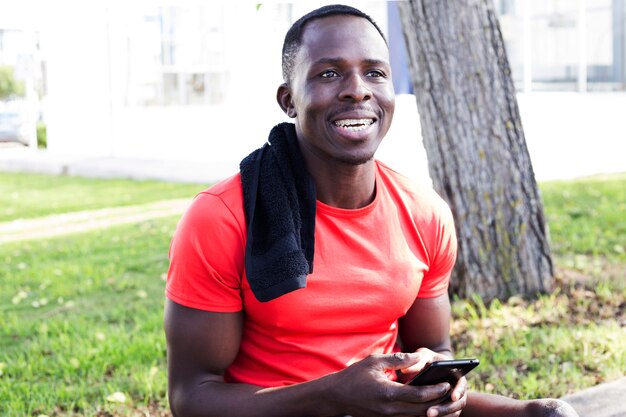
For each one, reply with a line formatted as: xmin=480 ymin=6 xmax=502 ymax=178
xmin=284 ymin=15 xmax=395 ymax=167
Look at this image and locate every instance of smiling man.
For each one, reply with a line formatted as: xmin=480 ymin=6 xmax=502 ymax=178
xmin=276 ymin=13 xmax=395 ymax=210
xmin=164 ymin=5 xmax=578 ymax=417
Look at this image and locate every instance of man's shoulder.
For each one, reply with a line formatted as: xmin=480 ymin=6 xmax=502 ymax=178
xmin=203 ymin=173 xmax=243 ymax=198
xmin=195 ymin=173 xmax=244 ymax=207
xmin=375 ymin=160 xmax=445 ymax=207
xmin=184 ymin=173 xmax=244 ymax=224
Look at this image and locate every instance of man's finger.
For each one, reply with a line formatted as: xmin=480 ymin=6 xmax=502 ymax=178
xmin=450 ymin=377 xmax=467 ymax=402
xmin=427 ymin=383 xmax=467 ymax=417
xmin=375 ymin=352 xmax=422 ymax=370
xmin=393 ymin=381 xmax=452 ymax=404
xmin=399 ymin=357 xmax=431 ymax=374
xmin=398 ymin=348 xmax=437 ymax=374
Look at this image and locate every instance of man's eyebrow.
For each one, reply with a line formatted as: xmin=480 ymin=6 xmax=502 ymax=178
xmin=362 ymin=59 xmax=390 ymax=67
xmin=312 ymin=57 xmax=389 ymax=66
xmin=312 ymin=57 xmax=346 ymax=66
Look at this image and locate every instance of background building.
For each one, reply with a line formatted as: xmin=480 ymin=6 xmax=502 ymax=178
xmin=1 ymin=1 xmax=625 ymax=183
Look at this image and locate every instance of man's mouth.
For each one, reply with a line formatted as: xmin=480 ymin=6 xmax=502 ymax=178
xmin=333 ymin=119 xmax=375 ymax=132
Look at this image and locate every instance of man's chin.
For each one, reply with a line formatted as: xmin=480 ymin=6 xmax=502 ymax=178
xmin=334 ymin=153 xmax=376 ymax=166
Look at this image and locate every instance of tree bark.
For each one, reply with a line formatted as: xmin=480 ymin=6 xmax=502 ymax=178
xmin=397 ymin=0 xmax=553 ymax=300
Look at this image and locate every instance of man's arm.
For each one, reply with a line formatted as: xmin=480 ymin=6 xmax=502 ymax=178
xmin=397 ymin=294 xmax=468 ymax=417
xmin=164 ymin=299 xmax=456 ymax=417
xmin=398 ymin=293 xmax=453 ymax=357
xmin=463 ymin=393 xmax=580 ymax=417
xmin=164 ymin=299 xmax=334 ymax=417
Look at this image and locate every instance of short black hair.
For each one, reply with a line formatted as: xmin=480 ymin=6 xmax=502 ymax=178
xmin=281 ymin=4 xmax=388 ymax=84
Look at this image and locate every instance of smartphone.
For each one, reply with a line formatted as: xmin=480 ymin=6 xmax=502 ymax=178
xmin=406 ymin=358 xmax=479 ymax=387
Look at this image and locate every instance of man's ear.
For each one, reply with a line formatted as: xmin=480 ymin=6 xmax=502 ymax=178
xmin=277 ymin=83 xmax=297 ymax=118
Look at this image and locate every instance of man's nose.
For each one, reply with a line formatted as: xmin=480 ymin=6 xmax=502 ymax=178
xmin=338 ymin=73 xmax=372 ymax=102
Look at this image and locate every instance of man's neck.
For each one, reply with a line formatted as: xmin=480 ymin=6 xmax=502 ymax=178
xmin=308 ymin=159 xmax=377 ymax=209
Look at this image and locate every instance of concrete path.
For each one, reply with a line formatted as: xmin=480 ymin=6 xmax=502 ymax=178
xmin=0 ymin=198 xmax=190 ymax=244
xmin=0 ymin=144 xmax=225 ymax=184
xmin=561 ymin=377 xmax=626 ymax=417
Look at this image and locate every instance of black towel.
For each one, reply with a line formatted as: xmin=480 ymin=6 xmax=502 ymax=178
xmin=240 ymin=122 xmax=316 ymax=302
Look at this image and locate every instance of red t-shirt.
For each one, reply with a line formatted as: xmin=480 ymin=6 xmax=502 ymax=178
xmin=166 ymin=161 xmax=457 ymax=387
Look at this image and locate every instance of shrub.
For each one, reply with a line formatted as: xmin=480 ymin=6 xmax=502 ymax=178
xmin=0 ymin=65 xmax=25 ymax=100
xmin=36 ymin=122 xmax=46 ymax=148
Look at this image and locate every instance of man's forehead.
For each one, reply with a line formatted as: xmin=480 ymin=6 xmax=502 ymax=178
xmin=301 ymin=14 xmax=385 ymax=44
xmin=298 ymin=14 xmax=388 ymax=58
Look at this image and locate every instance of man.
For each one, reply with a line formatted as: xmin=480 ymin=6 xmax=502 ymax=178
xmin=164 ymin=5 xmax=578 ymax=417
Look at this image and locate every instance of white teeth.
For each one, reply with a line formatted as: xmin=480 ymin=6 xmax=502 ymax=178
xmin=334 ymin=119 xmax=374 ymax=129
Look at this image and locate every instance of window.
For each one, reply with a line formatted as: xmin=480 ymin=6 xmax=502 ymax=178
xmin=124 ymin=5 xmax=229 ymax=106
xmin=496 ymin=0 xmax=626 ymax=92
xmin=531 ymin=0 xmax=579 ymax=91
xmin=586 ymin=0 xmax=626 ymax=91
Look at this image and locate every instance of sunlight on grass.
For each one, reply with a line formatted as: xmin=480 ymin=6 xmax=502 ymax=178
xmin=451 ymin=287 xmax=626 ymax=399
xmin=540 ymin=173 xmax=626 ymax=262
xmin=0 ymin=171 xmax=204 ymax=222
xmin=0 ymin=218 xmax=177 ymax=416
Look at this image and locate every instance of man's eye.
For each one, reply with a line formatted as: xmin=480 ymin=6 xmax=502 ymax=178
xmin=320 ymin=70 xmax=339 ymax=78
xmin=366 ymin=70 xmax=385 ymax=78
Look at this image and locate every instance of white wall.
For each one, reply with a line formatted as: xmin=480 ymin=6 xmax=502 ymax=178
xmin=518 ymin=92 xmax=626 ymax=180
xmin=46 ymin=3 xmax=291 ymax=171
xmin=41 ymin=3 xmax=113 ymax=156
xmin=377 ymin=92 xmax=626 ymax=184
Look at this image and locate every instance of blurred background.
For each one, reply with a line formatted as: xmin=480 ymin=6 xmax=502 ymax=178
xmin=1 ymin=0 xmax=625 ymax=184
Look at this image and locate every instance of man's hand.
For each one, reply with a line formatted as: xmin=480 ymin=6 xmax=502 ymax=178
xmin=395 ymin=348 xmax=468 ymax=417
xmin=397 ymin=347 xmax=452 ymax=379
xmin=327 ymin=351 xmax=467 ymax=417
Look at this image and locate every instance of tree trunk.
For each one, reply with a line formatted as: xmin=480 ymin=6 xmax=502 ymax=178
xmin=397 ymin=0 xmax=553 ymax=301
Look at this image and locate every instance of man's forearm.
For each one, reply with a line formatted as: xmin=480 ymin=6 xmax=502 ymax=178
xmin=463 ymin=392 xmax=530 ymax=417
xmin=464 ymin=392 xmax=579 ymax=417
xmin=170 ymin=374 xmax=338 ymax=417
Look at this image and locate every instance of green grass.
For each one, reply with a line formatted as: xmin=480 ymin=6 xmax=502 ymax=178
xmin=0 ymin=172 xmax=624 ymax=415
xmin=0 ymin=218 xmax=177 ymax=416
xmin=451 ymin=289 xmax=626 ymax=399
xmin=540 ymin=173 xmax=626 ymax=262
xmin=0 ymin=171 xmax=204 ymax=222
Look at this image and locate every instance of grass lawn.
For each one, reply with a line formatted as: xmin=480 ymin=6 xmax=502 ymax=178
xmin=0 ymin=172 xmax=624 ymax=416
xmin=1 ymin=218 xmax=177 ymax=416
xmin=0 ymin=172 xmax=204 ymax=223
xmin=541 ymin=173 xmax=626 ymax=262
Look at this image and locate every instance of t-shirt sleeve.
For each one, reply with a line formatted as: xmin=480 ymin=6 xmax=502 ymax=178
xmin=166 ymin=191 xmax=246 ymax=312
xmin=416 ymin=197 xmax=457 ymax=298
